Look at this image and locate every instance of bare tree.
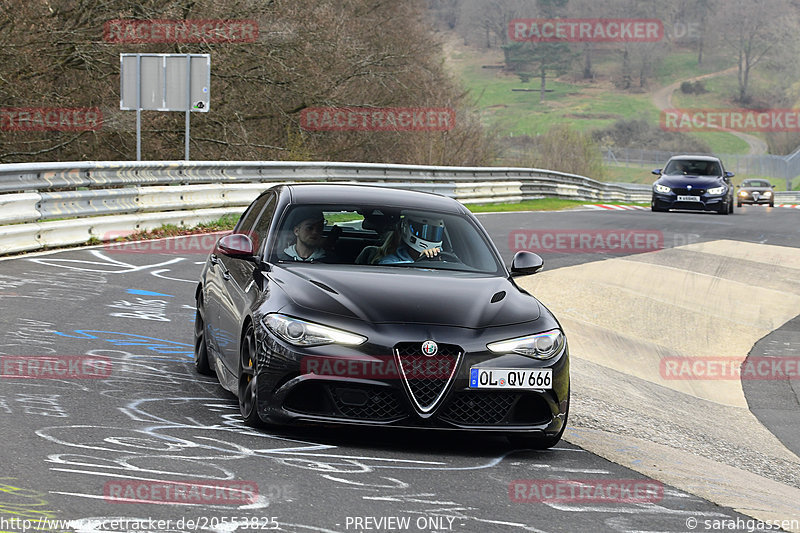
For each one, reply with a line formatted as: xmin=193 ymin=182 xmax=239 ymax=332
xmin=717 ymin=0 xmax=795 ymax=104
xmin=0 ymin=0 xmax=498 ymax=165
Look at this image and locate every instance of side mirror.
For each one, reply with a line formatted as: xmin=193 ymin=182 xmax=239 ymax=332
xmin=772 ymin=185 xmax=776 ymax=189
xmin=510 ymin=251 xmax=544 ymax=276
xmin=652 ymin=169 xmax=662 ymax=176
xmin=218 ymin=233 xmax=256 ymax=259
xmin=725 ymin=171 xmax=735 ymax=178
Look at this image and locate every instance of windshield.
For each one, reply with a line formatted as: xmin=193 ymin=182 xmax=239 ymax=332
xmin=743 ymin=180 xmax=770 ymax=187
xmin=663 ymin=160 xmax=722 ymax=176
xmin=271 ymin=204 xmax=504 ymax=275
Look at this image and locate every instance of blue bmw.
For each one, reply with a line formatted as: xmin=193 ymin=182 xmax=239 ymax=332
xmin=651 ymin=155 xmax=735 ymax=214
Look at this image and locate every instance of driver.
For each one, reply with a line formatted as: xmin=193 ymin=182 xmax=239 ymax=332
xmin=280 ymin=207 xmax=331 ymax=262
xmin=376 ymin=211 xmax=444 ymax=264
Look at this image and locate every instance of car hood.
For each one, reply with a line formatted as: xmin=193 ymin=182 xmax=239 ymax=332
xmin=269 ymin=264 xmax=541 ymax=328
xmin=658 ymin=175 xmax=723 ymax=188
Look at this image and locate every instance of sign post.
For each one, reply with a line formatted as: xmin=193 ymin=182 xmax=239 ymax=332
xmin=120 ymin=53 xmax=210 ymax=161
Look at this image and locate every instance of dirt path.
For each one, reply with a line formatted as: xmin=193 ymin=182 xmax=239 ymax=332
xmin=652 ymin=66 xmax=768 ymax=155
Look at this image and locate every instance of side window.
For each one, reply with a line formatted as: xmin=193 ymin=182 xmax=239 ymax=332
xmin=235 ymin=194 xmax=270 ymax=234
xmin=252 ymin=195 xmax=277 ymax=253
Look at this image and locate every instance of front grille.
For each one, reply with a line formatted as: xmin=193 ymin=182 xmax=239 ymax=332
xmin=328 ymin=386 xmax=406 ymax=420
xmin=394 ymin=342 xmax=461 ymax=413
xmin=672 ymin=187 xmax=706 ymax=195
xmin=439 ymin=391 xmax=518 ymax=425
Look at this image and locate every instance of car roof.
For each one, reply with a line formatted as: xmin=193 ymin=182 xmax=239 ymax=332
xmin=667 ymin=155 xmax=722 ymax=162
xmin=283 ymin=183 xmax=466 ymax=213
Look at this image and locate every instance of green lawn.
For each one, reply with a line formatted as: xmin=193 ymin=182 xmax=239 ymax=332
xmin=458 ymin=57 xmax=656 ymax=137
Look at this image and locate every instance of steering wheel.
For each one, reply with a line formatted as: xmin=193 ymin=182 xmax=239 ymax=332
xmin=415 ymin=251 xmax=460 ymax=263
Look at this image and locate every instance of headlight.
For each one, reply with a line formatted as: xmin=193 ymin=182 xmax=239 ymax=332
xmin=763 ymin=191 xmax=772 ymax=197
xmin=707 ymin=186 xmax=726 ymax=195
xmin=739 ymin=190 xmax=748 ymax=196
xmin=487 ymin=329 xmax=565 ymax=359
xmin=264 ymin=314 xmax=366 ymax=347
xmin=654 ymin=184 xmax=671 ymax=194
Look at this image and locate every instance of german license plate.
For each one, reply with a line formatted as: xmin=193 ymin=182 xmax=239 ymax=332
xmin=677 ymin=195 xmax=700 ymax=202
xmin=469 ymin=368 xmax=552 ymax=389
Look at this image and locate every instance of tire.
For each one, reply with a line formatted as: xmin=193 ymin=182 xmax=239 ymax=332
xmin=769 ymin=201 xmax=774 ymax=207
xmin=729 ymin=198 xmax=734 ymax=214
xmin=737 ymin=201 xmax=742 ymax=208
xmin=508 ymin=387 xmax=570 ymax=450
xmin=193 ymin=298 xmax=214 ymax=375
xmin=238 ymin=322 xmax=263 ymax=427
xmin=718 ymin=200 xmax=730 ymax=215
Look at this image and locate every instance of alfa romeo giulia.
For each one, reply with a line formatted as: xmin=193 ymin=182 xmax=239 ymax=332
xmin=194 ymin=184 xmax=569 ymax=448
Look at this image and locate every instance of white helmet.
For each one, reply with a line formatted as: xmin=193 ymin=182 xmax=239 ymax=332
xmin=401 ymin=211 xmax=444 ymax=253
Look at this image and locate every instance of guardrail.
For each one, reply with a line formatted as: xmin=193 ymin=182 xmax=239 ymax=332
xmin=0 ymin=160 xmax=655 ymax=255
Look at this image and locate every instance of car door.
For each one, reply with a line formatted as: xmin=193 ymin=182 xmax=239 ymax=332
xmin=217 ymin=192 xmax=277 ymax=374
xmin=204 ymin=194 xmax=271 ymax=361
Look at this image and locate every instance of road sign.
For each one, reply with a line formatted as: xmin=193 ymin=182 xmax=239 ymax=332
xmin=120 ymin=54 xmax=210 ymax=160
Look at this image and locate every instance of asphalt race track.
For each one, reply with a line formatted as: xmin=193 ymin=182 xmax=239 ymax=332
xmin=0 ymin=204 xmax=798 ymax=533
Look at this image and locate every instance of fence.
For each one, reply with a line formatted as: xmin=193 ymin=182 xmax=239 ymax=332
xmin=0 ymin=160 xmax=655 ymax=255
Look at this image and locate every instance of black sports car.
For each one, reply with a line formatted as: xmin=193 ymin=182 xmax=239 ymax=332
xmin=651 ymin=155 xmax=735 ymax=214
xmin=737 ymin=179 xmax=775 ymax=207
xmin=195 ymin=184 xmax=569 ymax=448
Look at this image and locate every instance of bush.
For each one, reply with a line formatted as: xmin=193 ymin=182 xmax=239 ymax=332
xmin=680 ymin=81 xmax=707 ymax=94
xmin=592 ymin=118 xmax=711 ymax=153
xmin=515 ymin=125 xmax=605 ymax=179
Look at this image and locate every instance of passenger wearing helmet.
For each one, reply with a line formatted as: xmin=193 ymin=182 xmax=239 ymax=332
xmin=375 ymin=212 xmax=444 ymax=264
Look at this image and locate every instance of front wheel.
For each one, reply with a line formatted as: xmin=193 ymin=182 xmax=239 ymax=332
xmin=238 ymin=323 xmax=263 ymax=427
xmin=769 ymin=200 xmax=774 ymax=207
xmin=193 ymin=299 xmax=214 ymax=375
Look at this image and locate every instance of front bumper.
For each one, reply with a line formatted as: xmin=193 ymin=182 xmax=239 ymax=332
xmin=652 ymin=192 xmax=727 ymax=211
xmin=738 ymin=192 xmax=772 ymax=204
xmin=253 ymin=324 xmax=569 ymax=437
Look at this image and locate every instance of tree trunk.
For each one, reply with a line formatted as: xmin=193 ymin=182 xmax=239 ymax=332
xmin=583 ymin=43 xmax=593 ymax=79
xmin=697 ymin=36 xmax=704 ymax=65
xmin=621 ymin=49 xmax=631 ymax=90
xmin=540 ymin=68 xmax=546 ymax=103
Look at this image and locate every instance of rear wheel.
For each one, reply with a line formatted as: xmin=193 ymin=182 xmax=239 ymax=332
xmin=193 ymin=298 xmax=213 ymax=375
xmin=238 ymin=322 xmax=263 ymax=427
